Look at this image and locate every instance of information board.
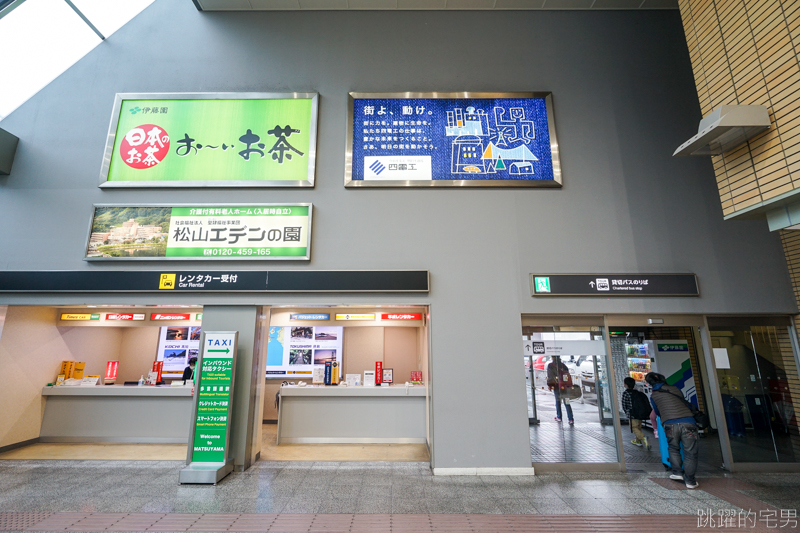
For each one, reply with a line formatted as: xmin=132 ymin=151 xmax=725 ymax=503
xmin=84 ymin=204 xmax=312 ymax=261
xmin=266 ymin=326 xmax=343 ymax=378
xmin=100 ymin=93 xmax=318 ymax=188
xmin=156 ymin=325 xmax=202 ymax=376
xmin=191 ymin=332 xmax=236 ymax=464
xmin=346 ymin=92 xmax=561 ymax=187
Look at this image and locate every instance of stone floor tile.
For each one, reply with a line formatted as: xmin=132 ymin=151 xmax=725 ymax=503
xmin=561 ymin=498 xmax=615 ymax=515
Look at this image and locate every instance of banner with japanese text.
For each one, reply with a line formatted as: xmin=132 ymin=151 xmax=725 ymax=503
xmin=191 ymin=332 xmax=236 ymax=464
xmin=346 ymin=92 xmax=561 ymax=188
xmin=85 ymin=204 xmax=312 ymax=261
xmin=100 ymin=93 xmax=318 ymax=188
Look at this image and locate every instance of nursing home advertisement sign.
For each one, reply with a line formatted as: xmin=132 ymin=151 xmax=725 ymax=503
xmin=346 ymin=92 xmax=562 ymax=187
xmin=100 ymin=93 xmax=318 ymax=188
xmin=84 ymin=204 xmax=312 ymax=261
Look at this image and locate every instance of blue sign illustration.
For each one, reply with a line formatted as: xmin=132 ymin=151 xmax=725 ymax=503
xmin=351 ymin=97 xmax=555 ymax=182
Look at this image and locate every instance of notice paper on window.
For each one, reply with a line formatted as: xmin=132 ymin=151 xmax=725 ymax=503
xmin=713 ymin=348 xmax=730 ymax=370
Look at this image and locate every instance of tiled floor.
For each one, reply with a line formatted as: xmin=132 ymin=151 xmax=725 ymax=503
xmin=0 ymin=444 xmax=186 ymax=462
xmin=0 ymin=425 xmax=429 ymax=463
xmin=0 ymin=512 xmax=729 ymax=532
xmin=531 ymin=390 xmax=725 ymax=470
xmin=0 ymin=460 xmax=797 ymax=531
xmin=260 ymin=424 xmax=430 ymax=462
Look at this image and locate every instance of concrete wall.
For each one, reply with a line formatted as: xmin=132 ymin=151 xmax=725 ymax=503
xmin=0 ymin=0 xmax=797 ymax=467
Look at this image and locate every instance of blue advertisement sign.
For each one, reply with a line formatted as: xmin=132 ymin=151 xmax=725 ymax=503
xmin=290 ymin=314 xmax=330 ymax=321
xmin=346 ymin=93 xmax=561 ymax=187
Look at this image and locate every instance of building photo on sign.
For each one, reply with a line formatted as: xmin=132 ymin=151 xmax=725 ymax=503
xmin=156 ymin=326 xmax=202 ymax=376
xmin=84 ymin=204 xmax=312 ymax=261
xmin=346 ymin=92 xmax=561 ymax=187
xmin=266 ymin=325 xmax=343 ymax=377
xmin=100 ymin=93 xmax=318 ymax=188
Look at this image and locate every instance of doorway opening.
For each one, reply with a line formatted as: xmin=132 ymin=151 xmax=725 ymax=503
xmin=522 ymin=320 xmax=619 ymax=465
xmin=609 ymin=325 xmax=724 ymax=473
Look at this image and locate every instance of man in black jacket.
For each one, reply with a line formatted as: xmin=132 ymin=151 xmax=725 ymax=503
xmin=646 ymin=372 xmax=699 ymax=489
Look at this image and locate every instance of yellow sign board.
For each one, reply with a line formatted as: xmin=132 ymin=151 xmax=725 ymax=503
xmin=159 ymin=273 xmax=176 ymax=289
xmin=335 ymin=314 xmax=375 ymax=321
xmin=60 ymin=314 xmax=100 ymax=321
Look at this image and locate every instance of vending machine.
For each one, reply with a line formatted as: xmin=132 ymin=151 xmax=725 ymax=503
xmin=625 ymin=342 xmax=651 ymax=385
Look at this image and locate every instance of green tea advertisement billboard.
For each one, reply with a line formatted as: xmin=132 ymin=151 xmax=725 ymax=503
xmin=100 ymin=93 xmax=318 ymax=188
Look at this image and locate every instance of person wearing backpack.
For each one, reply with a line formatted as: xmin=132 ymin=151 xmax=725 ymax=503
xmin=621 ymin=377 xmax=652 ymax=449
xmin=646 ymin=372 xmax=699 ymax=489
xmin=547 ymin=357 xmax=574 ymax=424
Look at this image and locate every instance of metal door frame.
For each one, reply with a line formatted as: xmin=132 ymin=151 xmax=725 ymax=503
xmin=521 ymin=314 xmax=623 ymax=472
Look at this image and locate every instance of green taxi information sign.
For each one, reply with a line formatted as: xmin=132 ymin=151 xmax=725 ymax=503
xmin=100 ymin=93 xmax=318 ymax=188
xmin=180 ymin=331 xmax=238 ymax=485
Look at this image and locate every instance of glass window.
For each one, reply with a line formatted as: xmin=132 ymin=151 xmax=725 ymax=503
xmin=0 ymin=0 xmax=155 ymax=119
xmin=710 ymin=325 xmax=799 ymax=463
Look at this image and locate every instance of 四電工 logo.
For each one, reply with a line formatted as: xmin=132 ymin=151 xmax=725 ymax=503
xmin=369 ymin=160 xmax=386 ymax=175
xmin=120 ymin=124 xmax=170 ymax=169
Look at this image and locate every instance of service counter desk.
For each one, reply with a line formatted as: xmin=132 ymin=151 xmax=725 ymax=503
xmin=277 ymin=385 xmax=427 ymax=444
xmin=40 ymin=385 xmax=193 ymax=443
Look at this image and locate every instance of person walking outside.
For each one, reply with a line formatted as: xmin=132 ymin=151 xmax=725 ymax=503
xmin=621 ymin=377 xmax=652 ymax=449
xmin=547 ymin=357 xmax=574 ymax=425
xmin=646 ymin=372 xmax=699 ymax=489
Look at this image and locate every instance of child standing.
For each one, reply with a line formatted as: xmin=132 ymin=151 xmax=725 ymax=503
xmin=621 ymin=377 xmax=652 ymax=449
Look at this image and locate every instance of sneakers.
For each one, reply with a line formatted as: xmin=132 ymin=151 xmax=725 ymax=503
xmin=644 ymin=437 xmax=651 ymax=450
xmin=568 ymin=419 xmax=574 ymax=425
xmin=685 ymin=480 xmax=699 ymax=489
xmin=554 ymin=417 xmax=562 ymax=422
xmin=631 ymin=439 xmax=644 ymax=447
xmin=670 ymin=474 xmax=684 ymax=481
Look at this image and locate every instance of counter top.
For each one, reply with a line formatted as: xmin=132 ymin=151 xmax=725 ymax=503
xmin=42 ymin=385 xmax=193 ymax=397
xmin=280 ymin=384 xmax=426 ymax=397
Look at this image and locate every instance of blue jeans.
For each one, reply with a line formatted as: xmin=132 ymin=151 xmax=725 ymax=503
xmin=664 ymin=422 xmax=699 ymax=483
xmin=554 ymin=389 xmax=573 ymax=421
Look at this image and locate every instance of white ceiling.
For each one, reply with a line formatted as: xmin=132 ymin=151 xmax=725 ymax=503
xmin=193 ymin=0 xmax=678 ymax=10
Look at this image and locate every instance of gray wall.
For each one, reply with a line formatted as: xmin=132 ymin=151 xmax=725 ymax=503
xmin=0 ymin=0 xmax=795 ymax=468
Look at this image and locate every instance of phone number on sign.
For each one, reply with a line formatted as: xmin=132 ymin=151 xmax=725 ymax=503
xmin=203 ymin=248 xmax=271 ymax=256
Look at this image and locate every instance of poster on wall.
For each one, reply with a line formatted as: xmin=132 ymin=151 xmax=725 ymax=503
xmin=265 ymin=325 xmax=343 ymax=377
xmin=345 ymin=92 xmax=561 ymax=188
xmin=156 ymin=326 xmax=201 ymax=376
xmin=99 ymin=93 xmax=318 ymax=188
xmin=84 ymin=204 xmax=312 ymax=261
xmin=649 ymin=340 xmax=697 ymax=407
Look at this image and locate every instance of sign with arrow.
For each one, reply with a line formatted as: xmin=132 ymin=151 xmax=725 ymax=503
xmin=180 ymin=331 xmax=238 ymax=485
xmin=531 ymin=274 xmax=699 ymax=297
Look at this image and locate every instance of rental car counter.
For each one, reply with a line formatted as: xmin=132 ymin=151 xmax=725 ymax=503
xmin=277 ymin=384 xmax=426 ymax=443
xmin=40 ymin=385 xmax=193 ymax=443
